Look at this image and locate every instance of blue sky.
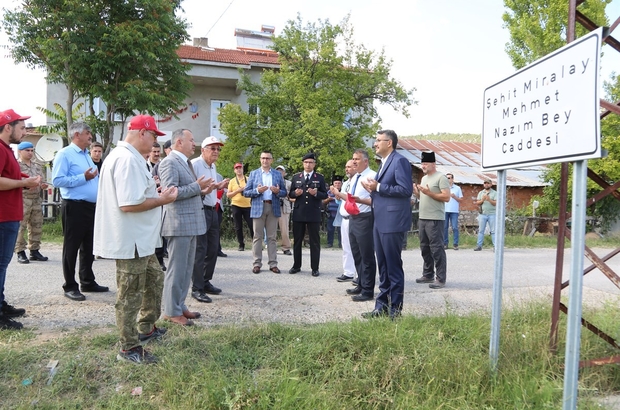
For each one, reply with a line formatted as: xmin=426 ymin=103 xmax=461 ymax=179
xmin=1 ymin=0 xmax=618 ymax=136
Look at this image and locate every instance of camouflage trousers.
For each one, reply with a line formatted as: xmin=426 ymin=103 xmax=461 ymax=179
xmin=115 ymin=253 xmax=163 ymax=351
xmin=14 ymin=196 xmax=43 ymax=252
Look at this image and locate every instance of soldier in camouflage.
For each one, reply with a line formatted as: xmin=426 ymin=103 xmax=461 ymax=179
xmin=14 ymin=141 xmax=49 ymax=264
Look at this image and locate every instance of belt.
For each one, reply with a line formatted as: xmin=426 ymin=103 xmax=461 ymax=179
xmin=204 ymin=205 xmax=215 ymax=210
xmin=350 ymin=212 xmax=372 ymax=219
xmin=263 ymin=200 xmax=272 ymax=204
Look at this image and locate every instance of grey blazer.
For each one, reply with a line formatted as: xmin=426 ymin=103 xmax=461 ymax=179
xmin=158 ymin=152 xmax=207 ymax=237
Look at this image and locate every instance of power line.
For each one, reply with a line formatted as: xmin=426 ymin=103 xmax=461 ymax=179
xmin=205 ymin=0 xmax=235 ymax=37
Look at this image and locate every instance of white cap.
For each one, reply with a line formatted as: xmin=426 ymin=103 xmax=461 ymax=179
xmin=201 ymin=136 xmax=224 ymax=148
xmin=275 ymin=165 xmax=286 ymax=171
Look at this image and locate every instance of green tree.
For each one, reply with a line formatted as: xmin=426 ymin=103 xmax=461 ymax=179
xmin=218 ymin=15 xmax=415 ymax=178
xmin=503 ymin=0 xmax=609 ymax=69
xmin=3 ymin=0 xmax=191 ymax=149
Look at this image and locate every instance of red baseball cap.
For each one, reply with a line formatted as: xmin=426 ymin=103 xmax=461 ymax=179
xmin=128 ymin=114 xmax=165 ymax=136
xmin=234 ymin=163 xmax=243 ymax=168
xmin=0 ymin=109 xmax=31 ymax=127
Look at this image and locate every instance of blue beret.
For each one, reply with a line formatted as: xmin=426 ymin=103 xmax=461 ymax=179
xmin=18 ymin=141 xmax=34 ymax=150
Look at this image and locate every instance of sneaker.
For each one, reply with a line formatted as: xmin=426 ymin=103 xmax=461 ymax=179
xmin=138 ymin=326 xmax=167 ymax=344
xmin=429 ymin=280 xmax=446 ymax=289
xmin=1 ymin=301 xmax=25 ymax=318
xmin=0 ymin=314 xmax=23 ymax=330
xmin=352 ymin=278 xmax=359 ymax=286
xmin=453 ymin=245 xmax=459 ymax=250
xmin=336 ymin=274 xmax=353 ymax=282
xmin=415 ymin=276 xmax=434 ymax=284
xmin=117 ymin=346 xmax=158 ymax=364
xmin=16 ymin=251 xmax=29 ymax=264
xmin=473 ymin=246 xmax=482 ymax=251
xmin=283 ymin=250 xmax=292 ymax=255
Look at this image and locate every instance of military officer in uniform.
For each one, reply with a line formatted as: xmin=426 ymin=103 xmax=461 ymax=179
xmin=288 ymin=153 xmax=328 ymax=276
xmin=14 ymin=141 xmax=49 ymax=264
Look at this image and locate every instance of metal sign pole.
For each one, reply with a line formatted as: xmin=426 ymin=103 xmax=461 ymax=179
xmin=562 ymin=159 xmax=587 ymax=409
xmin=489 ymin=169 xmax=507 ymax=372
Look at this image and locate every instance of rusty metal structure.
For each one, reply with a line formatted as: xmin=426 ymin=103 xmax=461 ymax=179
xmin=549 ymin=0 xmax=620 ymax=367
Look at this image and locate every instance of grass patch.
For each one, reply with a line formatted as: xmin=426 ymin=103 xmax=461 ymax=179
xmin=1 ymin=302 xmax=619 ymax=408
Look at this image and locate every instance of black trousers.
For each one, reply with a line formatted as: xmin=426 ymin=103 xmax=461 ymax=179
xmin=192 ymin=207 xmax=220 ymax=292
xmin=60 ymin=200 xmax=97 ymax=291
xmin=231 ymin=205 xmax=253 ymax=248
xmin=292 ymin=221 xmax=320 ymax=271
xmin=349 ymin=212 xmax=376 ymax=297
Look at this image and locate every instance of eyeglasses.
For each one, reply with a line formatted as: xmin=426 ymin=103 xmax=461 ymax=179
xmin=145 ymin=130 xmax=157 ymax=141
xmin=208 ymin=147 xmax=221 ymax=152
xmin=447 ymin=177 xmax=453 ymax=179
xmin=484 ymin=182 xmax=491 ymax=184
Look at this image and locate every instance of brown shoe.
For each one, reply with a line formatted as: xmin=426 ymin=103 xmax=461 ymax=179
xmin=269 ymin=266 xmax=281 ymax=274
xmin=183 ymin=310 xmax=201 ymax=319
xmin=163 ymin=315 xmax=194 ymax=326
xmin=252 ymin=266 xmax=260 ymax=274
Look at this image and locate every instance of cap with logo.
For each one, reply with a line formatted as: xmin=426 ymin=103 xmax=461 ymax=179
xmin=0 ymin=109 xmax=31 ymax=127
xmin=128 ymin=114 xmax=165 ymax=136
xmin=234 ymin=162 xmax=243 ymax=168
xmin=201 ymin=136 xmax=224 ymax=148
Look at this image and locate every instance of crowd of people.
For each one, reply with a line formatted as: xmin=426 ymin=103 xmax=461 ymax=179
xmin=0 ymin=109 xmax=498 ymax=364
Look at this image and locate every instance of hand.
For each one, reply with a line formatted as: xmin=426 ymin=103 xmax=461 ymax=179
xmin=159 ymin=186 xmax=178 ymax=204
xmin=197 ymin=176 xmax=214 ymax=191
xmin=217 ymin=178 xmax=230 ymax=190
xmin=257 ymin=184 xmax=269 ymax=194
xmin=417 ymin=183 xmax=431 ymax=196
xmin=294 ymin=188 xmax=303 ymax=196
xmin=22 ymin=175 xmax=41 ymax=189
xmin=361 ymin=178 xmax=377 ymax=192
xmin=307 ymin=187 xmax=317 ymax=196
xmin=84 ymin=167 xmax=98 ymax=181
xmin=269 ymin=185 xmax=280 ymax=194
xmin=40 ymin=182 xmax=49 ymax=190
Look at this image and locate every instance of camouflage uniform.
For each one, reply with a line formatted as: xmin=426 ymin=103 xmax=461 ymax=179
xmin=116 ymin=254 xmax=163 ymax=351
xmin=14 ymin=160 xmax=45 ymax=253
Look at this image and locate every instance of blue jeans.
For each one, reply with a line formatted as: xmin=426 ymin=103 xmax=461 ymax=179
xmin=477 ymin=214 xmax=496 ymax=248
xmin=326 ymin=215 xmax=340 ymax=246
xmin=0 ymin=221 xmax=20 ymax=305
xmin=444 ymin=212 xmax=459 ymax=246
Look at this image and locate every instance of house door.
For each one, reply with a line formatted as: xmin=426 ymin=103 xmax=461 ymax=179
xmin=210 ymin=100 xmax=229 ymax=140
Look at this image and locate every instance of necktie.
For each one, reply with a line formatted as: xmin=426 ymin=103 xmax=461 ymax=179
xmin=187 ymin=159 xmax=197 ymax=179
xmin=351 ymin=174 xmax=360 ymax=195
xmin=305 ymin=173 xmax=310 ymax=184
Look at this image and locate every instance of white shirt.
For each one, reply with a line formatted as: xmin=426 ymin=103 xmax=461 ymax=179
xmin=260 ymin=168 xmax=273 ymax=201
xmin=350 ymin=166 xmax=376 ymax=214
xmin=192 ymin=156 xmax=218 ymax=206
xmin=445 ymin=183 xmax=463 ymax=213
xmin=94 ymin=141 xmax=162 ymax=259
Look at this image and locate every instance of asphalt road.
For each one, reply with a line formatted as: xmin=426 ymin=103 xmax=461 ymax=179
xmin=4 ymin=243 xmax=620 ymax=334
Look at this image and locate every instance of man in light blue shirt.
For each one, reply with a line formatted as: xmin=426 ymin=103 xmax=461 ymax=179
xmin=52 ymin=122 xmax=109 ymax=301
xmin=444 ymin=173 xmax=463 ymax=250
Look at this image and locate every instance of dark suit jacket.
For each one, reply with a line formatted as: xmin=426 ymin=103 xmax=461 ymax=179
xmin=371 ymin=151 xmax=413 ymax=233
xmin=289 ymin=171 xmax=328 ymax=223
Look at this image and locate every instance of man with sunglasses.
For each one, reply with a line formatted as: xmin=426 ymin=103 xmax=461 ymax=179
xmin=443 ymin=173 xmax=463 ymax=250
xmin=191 ymin=136 xmax=229 ymax=303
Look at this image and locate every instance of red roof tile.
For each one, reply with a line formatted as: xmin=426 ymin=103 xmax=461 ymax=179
xmin=177 ymin=45 xmax=280 ymax=66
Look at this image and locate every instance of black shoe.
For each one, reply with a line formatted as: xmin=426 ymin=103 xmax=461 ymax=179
xmin=283 ymin=250 xmax=292 ymax=255
xmin=289 ymin=267 xmax=301 ymax=274
xmin=352 ymin=278 xmax=359 ymax=286
xmin=346 ymin=286 xmax=362 ymax=295
xmin=81 ymin=284 xmax=109 ymax=293
xmin=16 ymin=251 xmax=29 ymax=264
xmin=326 ymin=244 xmax=333 ymax=248
xmin=351 ymin=294 xmax=373 ymax=302
xmin=138 ymin=326 xmax=167 ymax=344
xmin=1 ymin=301 xmax=25 ymax=318
xmin=204 ymin=281 xmax=222 ymax=295
xmin=0 ymin=314 xmax=23 ymax=330
xmin=160 ymin=262 xmax=167 ymax=272
xmin=361 ymin=309 xmax=389 ymax=319
xmin=336 ymin=274 xmax=353 ymax=282
xmin=217 ymin=251 xmax=228 ymax=258
xmin=64 ymin=290 xmax=86 ymax=301
xmin=429 ymin=280 xmax=446 ymax=289
xmin=415 ymin=276 xmax=434 ymax=284
xmin=238 ymin=246 xmax=244 ymax=251
xmin=191 ymin=291 xmax=212 ymax=303
xmin=29 ymin=250 xmax=48 ymax=261
xmin=311 ymin=270 xmax=320 ymax=277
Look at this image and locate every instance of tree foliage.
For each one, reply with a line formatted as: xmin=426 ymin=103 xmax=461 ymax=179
xmin=503 ymin=0 xmax=610 ymax=69
xmin=2 ymin=0 xmax=191 ymax=149
xmin=218 ymin=15 xmax=416 ymax=179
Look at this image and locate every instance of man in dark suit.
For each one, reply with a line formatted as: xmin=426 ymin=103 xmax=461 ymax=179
xmin=361 ymin=130 xmax=413 ymax=318
xmin=288 ymin=153 xmax=328 ymax=276
xmin=159 ymin=129 xmax=213 ymax=326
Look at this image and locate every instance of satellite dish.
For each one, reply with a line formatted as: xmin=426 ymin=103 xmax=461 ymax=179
xmin=36 ymin=134 xmax=64 ymax=162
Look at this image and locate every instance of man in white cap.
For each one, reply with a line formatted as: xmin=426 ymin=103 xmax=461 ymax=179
xmin=275 ymin=165 xmax=292 ymax=255
xmin=0 ymin=109 xmax=41 ymax=330
xmin=191 ymin=136 xmax=229 ymax=303
xmin=14 ymin=141 xmax=49 ymax=264
xmin=94 ymin=114 xmax=177 ymax=364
